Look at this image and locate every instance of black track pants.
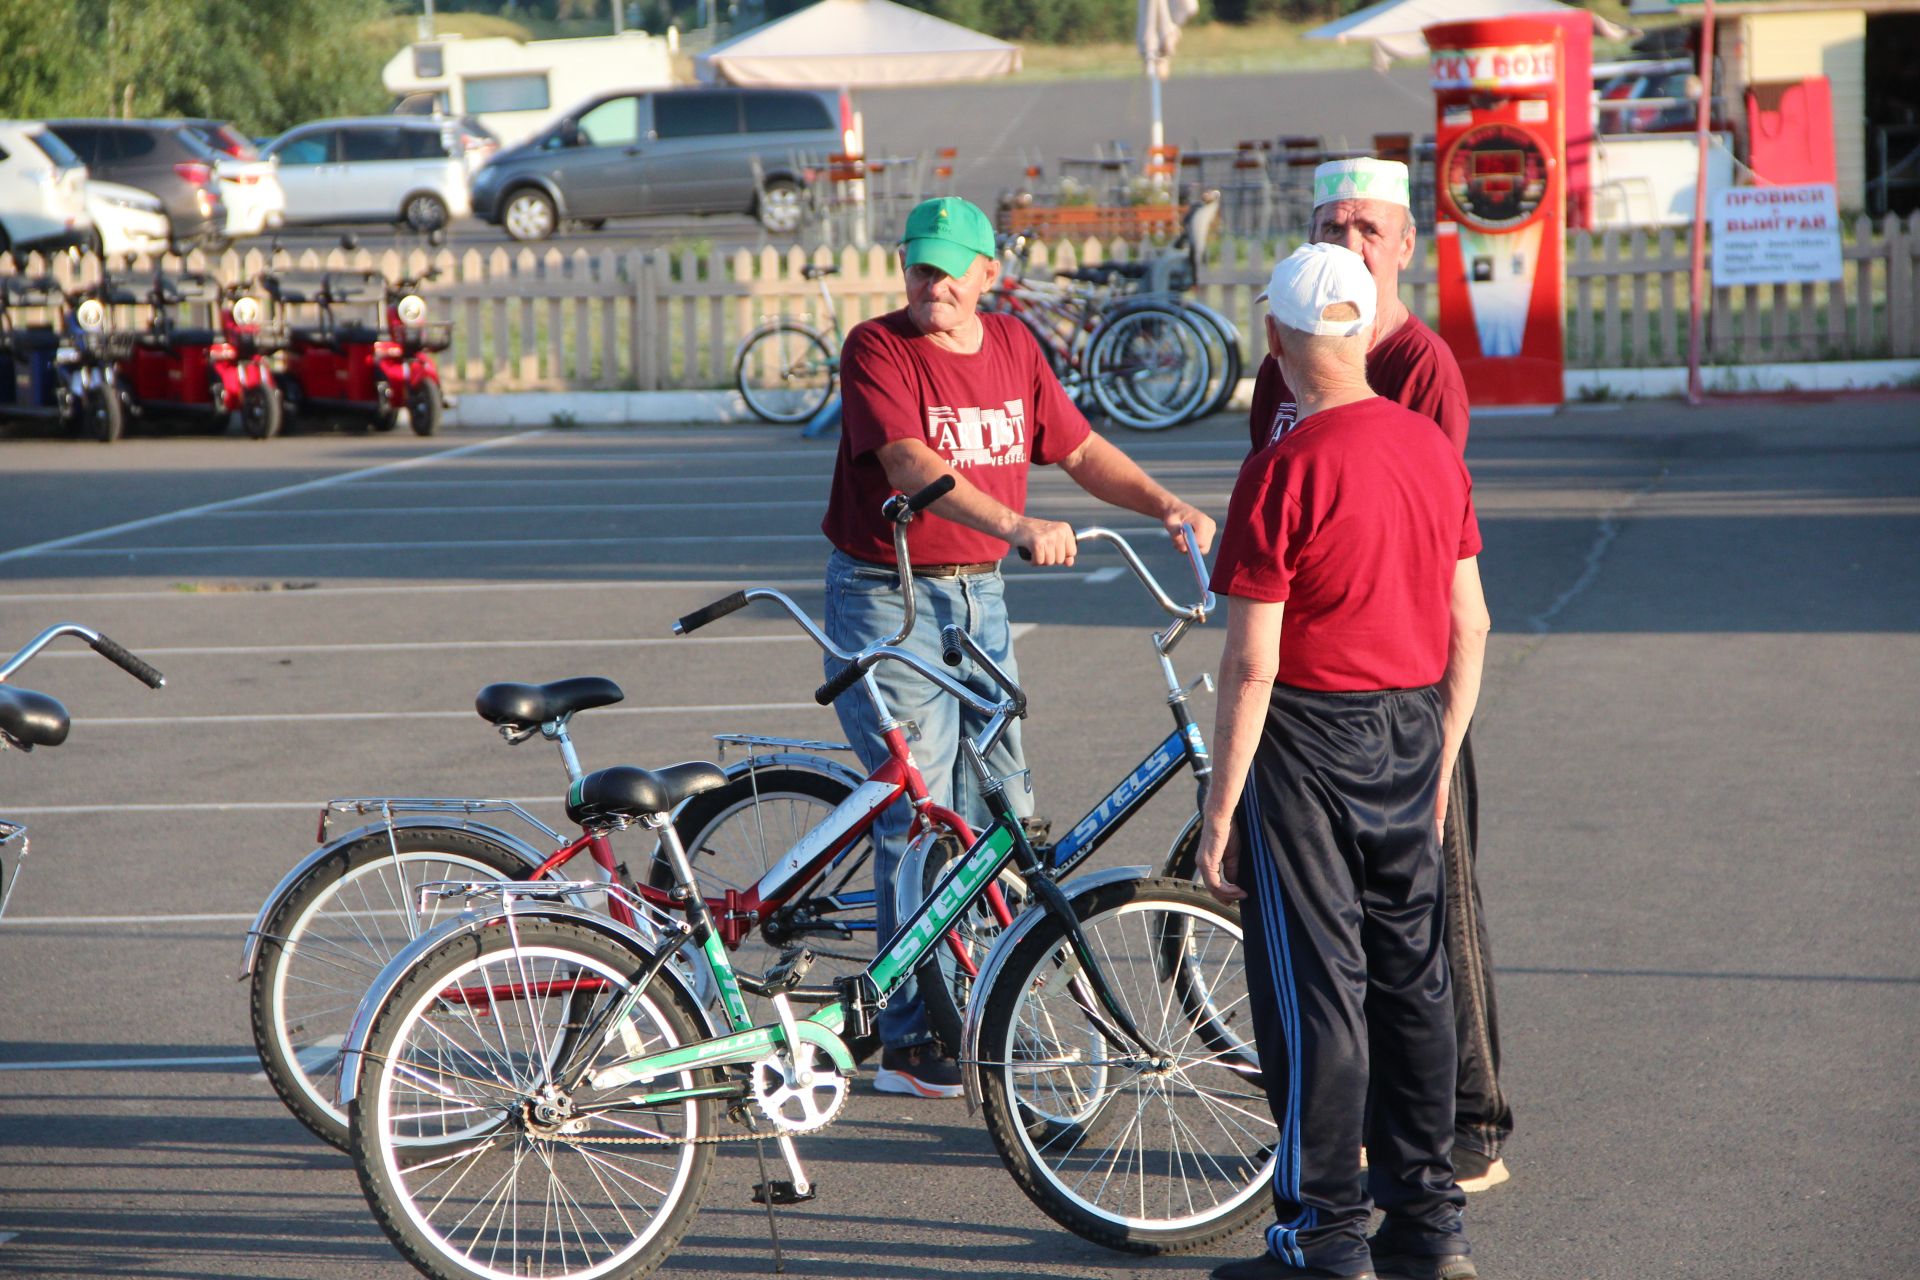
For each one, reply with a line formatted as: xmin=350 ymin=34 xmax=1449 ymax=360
xmin=1235 ymin=683 xmax=1469 ymax=1274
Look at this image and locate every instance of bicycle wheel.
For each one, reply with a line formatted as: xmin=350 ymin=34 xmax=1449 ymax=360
xmin=250 ymin=827 xmax=530 ymax=1150
xmin=1157 ymin=815 xmax=1259 ymax=1071
xmin=1087 ymin=307 xmax=1212 ymax=431
xmin=1181 ymin=300 xmax=1244 ymax=421
xmin=976 ymin=876 xmax=1274 ymax=1254
xmin=655 ymin=767 xmax=881 ymax=1057
xmin=350 ymin=918 xmax=717 ymax=1280
xmin=734 ymin=323 xmax=835 ymax=424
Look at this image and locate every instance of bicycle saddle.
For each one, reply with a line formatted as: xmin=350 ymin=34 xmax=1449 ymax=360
xmin=565 ymin=762 xmax=727 ymax=825
xmin=0 ymin=686 xmax=70 ymax=750
xmin=801 ymin=264 xmax=839 ymax=279
xmin=474 ymin=676 xmax=624 ymax=729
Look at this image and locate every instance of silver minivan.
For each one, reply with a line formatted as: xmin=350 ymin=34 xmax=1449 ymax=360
xmin=469 ymin=86 xmax=853 ymax=240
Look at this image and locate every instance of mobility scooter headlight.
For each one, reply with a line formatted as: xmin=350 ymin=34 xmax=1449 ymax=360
xmin=397 ymin=294 xmax=428 ymax=325
xmin=76 ymin=298 xmax=106 ymax=332
xmin=231 ymin=296 xmax=261 ymax=326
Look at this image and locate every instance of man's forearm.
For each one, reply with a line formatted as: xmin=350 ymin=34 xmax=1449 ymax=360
xmin=876 ymin=439 xmax=1022 ymax=542
xmin=1202 ymin=600 xmax=1284 ymax=837
xmin=1058 ymin=433 xmax=1182 ymax=521
xmin=1439 ymin=557 xmax=1492 ymax=773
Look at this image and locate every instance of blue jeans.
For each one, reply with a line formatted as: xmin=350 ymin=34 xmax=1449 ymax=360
xmin=822 ymin=549 xmax=1034 ymax=1050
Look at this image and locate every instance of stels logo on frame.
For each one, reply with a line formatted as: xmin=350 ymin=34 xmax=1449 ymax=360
xmin=926 ymin=399 xmax=1028 ymax=468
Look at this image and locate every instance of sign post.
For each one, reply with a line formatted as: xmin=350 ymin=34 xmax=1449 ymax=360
xmin=1426 ymin=18 xmax=1568 ymax=407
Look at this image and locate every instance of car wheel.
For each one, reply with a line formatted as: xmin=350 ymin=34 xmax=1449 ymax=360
xmin=403 ymin=193 xmax=449 ymax=233
xmin=756 ymin=179 xmax=805 ymax=234
xmin=502 ymin=188 xmax=556 ymax=242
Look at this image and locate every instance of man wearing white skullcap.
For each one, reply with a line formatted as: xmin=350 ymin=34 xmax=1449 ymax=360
xmin=1199 ymin=241 xmax=1489 ymax=1280
xmin=1250 ymin=157 xmax=1514 ymax=1201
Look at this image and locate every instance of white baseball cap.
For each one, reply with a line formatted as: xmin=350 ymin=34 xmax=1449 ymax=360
xmin=1313 ymin=157 xmax=1411 ymax=210
xmin=1257 ymin=243 xmax=1376 ymax=338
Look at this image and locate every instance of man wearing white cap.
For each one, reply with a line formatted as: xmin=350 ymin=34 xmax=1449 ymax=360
xmin=1197 ymin=242 xmax=1490 ymax=1280
xmin=1252 ymin=156 xmax=1513 ymax=1197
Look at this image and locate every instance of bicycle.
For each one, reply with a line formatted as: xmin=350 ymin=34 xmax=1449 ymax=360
xmin=983 ymin=241 xmax=1214 ymax=431
xmin=241 ymin=673 xmax=886 ymax=1152
xmin=734 ymin=263 xmax=844 ymax=424
xmin=903 ymin=523 xmax=1225 ymax=1054
xmin=337 ymin=481 xmax=1273 ymax=1279
xmin=2 ymin=624 xmax=166 ymax=917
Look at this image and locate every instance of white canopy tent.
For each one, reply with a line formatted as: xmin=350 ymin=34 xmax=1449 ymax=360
xmin=694 ymin=0 xmax=1021 ymax=88
xmin=1307 ymin=0 xmax=1631 ymax=70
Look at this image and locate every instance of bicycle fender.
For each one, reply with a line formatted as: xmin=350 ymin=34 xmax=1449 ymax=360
xmin=336 ymin=901 xmax=714 ymax=1109
xmin=1159 ymin=811 xmax=1203 ymax=880
xmin=956 ymin=864 xmax=1151 ymax=1115
xmin=237 ymin=815 xmax=558 ymax=980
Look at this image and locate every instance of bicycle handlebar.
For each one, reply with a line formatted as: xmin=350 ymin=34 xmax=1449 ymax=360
xmin=1013 ymin=524 xmax=1213 ymax=621
xmin=0 ymin=624 xmax=167 ymax=689
xmin=673 ymin=590 xmax=750 ymax=635
xmin=881 ymin=474 xmax=954 ymax=522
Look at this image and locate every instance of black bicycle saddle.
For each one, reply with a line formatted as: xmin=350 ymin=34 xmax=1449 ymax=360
xmin=0 ymin=686 xmax=71 ymax=750
xmin=565 ymin=762 xmax=727 ymax=825
xmin=474 ymin=676 xmax=624 ymax=729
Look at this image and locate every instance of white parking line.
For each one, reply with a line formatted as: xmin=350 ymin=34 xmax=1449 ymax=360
xmin=1 ymin=798 xmax=560 ymax=816
xmin=84 ymin=701 xmax=818 ymax=726
xmin=0 ymin=431 xmax=547 ymax=565
xmin=0 ymin=1055 xmax=259 ymax=1073
xmin=32 ymin=527 xmax=1171 ymax=558
xmin=36 ymin=635 xmax=815 ymax=659
xmin=0 ymin=911 xmax=256 ymax=926
xmin=209 ymin=500 xmax=828 ymax=518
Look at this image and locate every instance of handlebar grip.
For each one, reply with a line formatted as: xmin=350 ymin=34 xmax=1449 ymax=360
xmin=882 ymin=474 xmax=956 ymax=521
xmin=940 ymin=625 xmax=966 ymax=667
xmin=674 ymin=590 xmax=750 ymax=635
xmin=1016 ymin=547 xmax=1032 ymax=561
xmin=89 ymin=634 xmax=166 ymax=689
xmin=814 ymin=660 xmax=866 ymax=707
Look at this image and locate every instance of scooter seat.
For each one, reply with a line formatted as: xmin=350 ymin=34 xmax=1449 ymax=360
xmin=565 ymin=762 xmax=727 ymax=826
xmin=474 ymin=676 xmax=624 ymax=730
xmin=0 ymin=686 xmax=70 ymax=750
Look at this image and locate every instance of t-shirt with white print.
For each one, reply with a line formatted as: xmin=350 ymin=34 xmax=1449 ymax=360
xmin=823 ymin=309 xmax=1091 ymax=565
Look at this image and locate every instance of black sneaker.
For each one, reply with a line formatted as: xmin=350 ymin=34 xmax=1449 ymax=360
xmin=1212 ymin=1255 xmax=1374 ymax=1280
xmin=1369 ymin=1251 xmax=1477 ymax=1280
xmin=1454 ymin=1146 xmax=1510 ymax=1193
xmin=873 ymin=1044 xmax=964 ymax=1098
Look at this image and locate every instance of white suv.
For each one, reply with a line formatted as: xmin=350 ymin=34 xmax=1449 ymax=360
xmin=0 ymin=122 xmax=89 ymax=255
xmin=262 ymin=116 xmax=482 ymax=231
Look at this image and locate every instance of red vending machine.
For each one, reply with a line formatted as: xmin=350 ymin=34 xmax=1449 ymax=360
xmin=1425 ymin=18 xmax=1566 ymax=407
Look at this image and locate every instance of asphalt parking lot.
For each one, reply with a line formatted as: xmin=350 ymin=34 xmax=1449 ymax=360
xmin=0 ymin=401 xmax=1915 ymax=1279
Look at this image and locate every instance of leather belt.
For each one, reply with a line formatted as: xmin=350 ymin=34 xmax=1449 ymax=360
xmin=852 ymin=556 xmax=998 ymax=580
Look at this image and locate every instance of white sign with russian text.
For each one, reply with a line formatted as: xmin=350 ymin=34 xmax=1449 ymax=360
xmin=1710 ymin=184 xmax=1842 ymax=285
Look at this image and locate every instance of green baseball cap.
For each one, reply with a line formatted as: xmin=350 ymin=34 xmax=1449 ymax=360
xmin=902 ymin=196 xmax=995 ymax=279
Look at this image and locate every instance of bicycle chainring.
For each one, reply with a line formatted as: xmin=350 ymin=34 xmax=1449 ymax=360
xmin=749 ymin=1042 xmax=847 ymax=1134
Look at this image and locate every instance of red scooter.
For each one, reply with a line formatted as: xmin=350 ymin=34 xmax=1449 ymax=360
xmin=266 ymin=246 xmax=452 ymax=436
xmin=123 ymin=268 xmax=284 ymax=439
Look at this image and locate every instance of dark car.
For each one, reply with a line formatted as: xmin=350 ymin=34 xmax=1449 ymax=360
xmin=469 ymin=86 xmax=853 ymax=240
xmin=44 ymin=119 xmax=226 ymax=241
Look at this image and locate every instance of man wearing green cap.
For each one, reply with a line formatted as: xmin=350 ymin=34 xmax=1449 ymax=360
xmin=820 ymin=195 xmax=1216 ymax=1098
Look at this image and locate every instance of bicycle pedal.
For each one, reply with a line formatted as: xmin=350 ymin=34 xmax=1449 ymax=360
xmin=751 ymin=1179 xmax=816 ymax=1206
xmin=762 ymin=946 xmax=816 ymax=994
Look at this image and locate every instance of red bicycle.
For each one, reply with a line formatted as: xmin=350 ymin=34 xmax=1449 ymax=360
xmin=242 ymin=476 xmax=996 ymax=1150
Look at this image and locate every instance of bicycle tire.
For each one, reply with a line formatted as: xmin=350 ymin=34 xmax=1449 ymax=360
xmin=652 ymin=766 xmax=882 ymax=1059
xmin=1180 ymin=300 xmax=1244 ymax=421
xmin=1156 ymin=815 xmax=1259 ymax=1072
xmin=349 ymin=918 xmax=718 ymax=1280
xmin=976 ymin=876 xmax=1274 ymax=1254
xmin=249 ymin=826 xmax=530 ymax=1150
xmin=1087 ymin=307 xmax=1212 ymax=431
xmin=735 ymin=322 xmax=835 ymax=424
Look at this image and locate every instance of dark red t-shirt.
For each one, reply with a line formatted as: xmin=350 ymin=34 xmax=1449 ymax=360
xmin=1248 ymin=313 xmax=1469 ymax=455
xmin=1211 ymin=396 xmax=1482 ymax=692
xmin=822 ymin=309 xmax=1091 ymax=565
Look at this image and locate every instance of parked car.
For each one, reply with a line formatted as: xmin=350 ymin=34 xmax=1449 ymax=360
xmin=85 ymin=180 xmax=169 ymax=258
xmin=0 ymin=122 xmax=89 ymax=255
xmin=1594 ymin=59 xmax=1724 ymax=135
xmin=42 ymin=119 xmax=279 ymax=244
xmin=175 ymin=119 xmax=286 ymax=239
xmin=469 ymin=86 xmax=855 ymax=240
xmin=261 ymin=116 xmax=484 ymax=231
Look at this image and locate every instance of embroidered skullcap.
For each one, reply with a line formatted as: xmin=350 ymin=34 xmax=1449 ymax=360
xmin=1312 ymin=157 xmax=1411 ymax=209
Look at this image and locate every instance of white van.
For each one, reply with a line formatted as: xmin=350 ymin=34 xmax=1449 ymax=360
xmin=381 ymin=33 xmax=675 ymax=146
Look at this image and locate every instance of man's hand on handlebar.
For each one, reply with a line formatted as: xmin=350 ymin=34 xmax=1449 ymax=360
xmin=1013 ymin=517 xmax=1078 ymax=566
xmin=1162 ymin=502 xmax=1215 ymax=556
